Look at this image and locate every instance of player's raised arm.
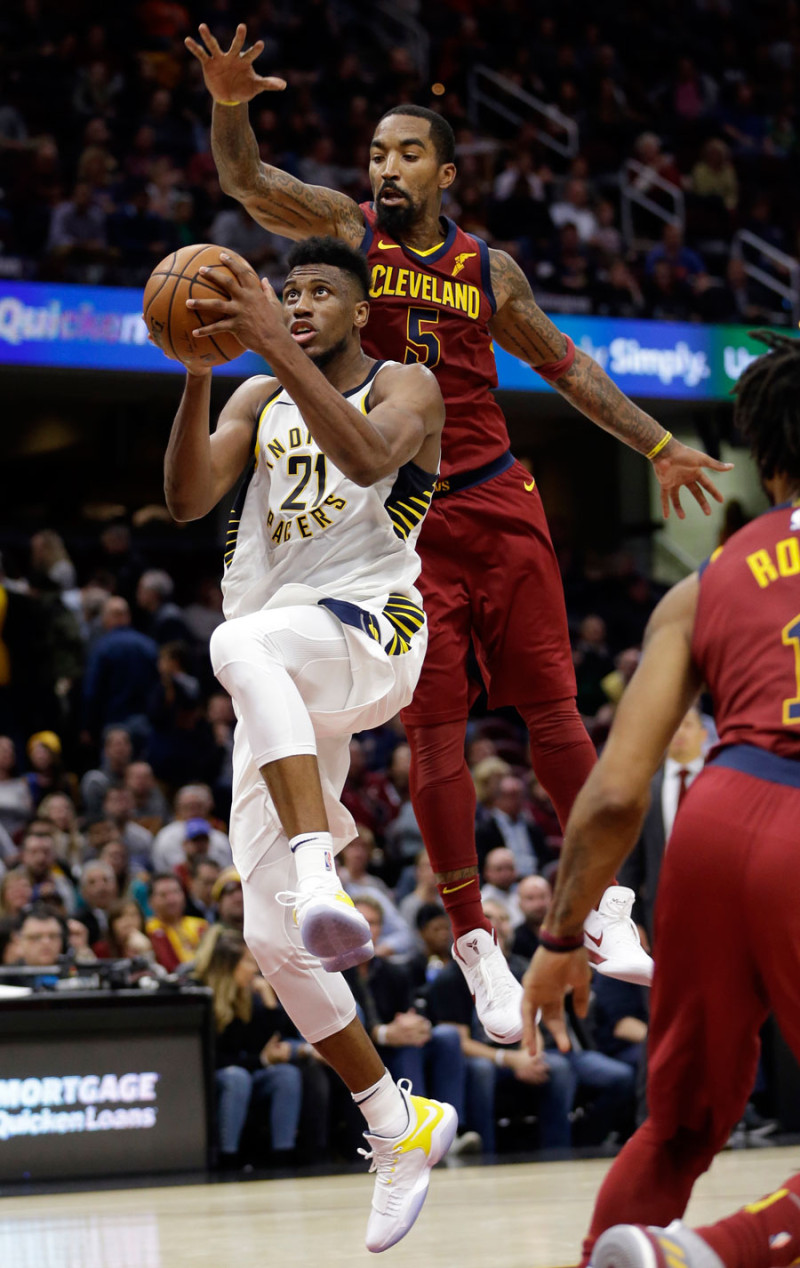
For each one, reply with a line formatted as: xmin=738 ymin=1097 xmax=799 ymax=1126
xmin=186 ymin=23 xmax=365 ymax=246
xmin=488 ymin=249 xmax=733 ymax=519
xmin=164 ymin=370 xmax=270 ymax=522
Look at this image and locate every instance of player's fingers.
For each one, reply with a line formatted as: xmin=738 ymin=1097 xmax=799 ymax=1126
xmin=688 ymin=482 xmax=711 ymax=515
xmin=230 ymin=23 xmax=247 ymax=55
xmin=571 ymin=975 xmax=592 ymax=1018
xmin=257 ymin=75 xmax=288 ymax=91
xmin=703 ymin=455 xmax=735 ymax=471
xmin=543 ymin=1009 xmax=571 ymax=1054
xmin=197 ymin=23 xmax=222 ymax=55
xmin=243 ymin=39 xmax=265 ymax=62
xmin=184 ymin=37 xmax=208 ymax=62
xmin=697 ymin=472 xmax=726 ymax=503
xmin=671 ymin=486 xmax=686 ymax=520
xmin=215 ymin=252 xmax=249 ymax=281
xmin=661 ymin=486 xmax=670 ymax=519
xmin=197 ymin=264 xmax=238 ymax=288
xmin=261 ymin=276 xmax=278 ymax=299
xmin=522 ymin=999 xmax=538 ymax=1055
xmin=186 ymin=296 xmax=232 ymax=315
xmin=191 ymin=320 xmax=231 ymax=338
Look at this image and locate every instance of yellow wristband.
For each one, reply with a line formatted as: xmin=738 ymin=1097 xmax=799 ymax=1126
xmin=215 ymin=99 xmax=242 ymax=107
xmin=646 ymin=431 xmax=672 ymax=462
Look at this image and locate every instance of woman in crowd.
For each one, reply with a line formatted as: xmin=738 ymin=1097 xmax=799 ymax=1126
xmin=93 ymin=897 xmax=155 ymax=961
xmin=193 ymin=928 xmax=304 ymax=1168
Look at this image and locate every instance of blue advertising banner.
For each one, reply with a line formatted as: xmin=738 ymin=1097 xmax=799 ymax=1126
xmin=0 ymin=280 xmax=774 ymax=396
xmin=0 ymin=281 xmax=269 ymax=377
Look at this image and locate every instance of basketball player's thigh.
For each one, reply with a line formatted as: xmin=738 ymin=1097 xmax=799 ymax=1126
xmin=402 ymin=508 xmax=474 ymax=726
xmin=232 ymin=603 xmax=356 ymax=713
xmin=743 ymin=780 xmax=800 ymax=1060
xmin=646 ymin=770 xmax=768 ymax=1142
xmin=465 ymin=468 xmax=575 ymax=708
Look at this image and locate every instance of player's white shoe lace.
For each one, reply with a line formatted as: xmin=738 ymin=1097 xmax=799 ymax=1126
xmin=454 ymin=927 xmax=524 ymax=1043
xmin=583 ymin=885 xmax=654 ymax=986
xmin=593 ymin=1220 xmax=723 ymax=1268
xmin=359 ymin=1079 xmax=458 ymax=1253
xmin=277 ymin=879 xmax=373 ymax=972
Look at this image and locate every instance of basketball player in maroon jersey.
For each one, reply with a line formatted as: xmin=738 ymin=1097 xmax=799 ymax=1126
xmin=521 ymin=331 xmax=800 ymax=1268
xmin=187 ymin=24 xmax=731 ymax=1042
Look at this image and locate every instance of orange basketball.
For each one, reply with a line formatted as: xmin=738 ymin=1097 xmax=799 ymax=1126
xmin=143 ymin=243 xmax=256 ymax=370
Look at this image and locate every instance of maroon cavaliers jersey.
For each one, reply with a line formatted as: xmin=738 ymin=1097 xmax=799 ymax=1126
xmin=693 ymin=500 xmax=800 ymax=759
xmin=359 ymin=204 xmax=510 ymax=479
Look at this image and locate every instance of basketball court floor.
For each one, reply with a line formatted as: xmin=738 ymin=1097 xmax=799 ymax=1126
xmin=2 ymin=1145 xmax=797 ymax=1267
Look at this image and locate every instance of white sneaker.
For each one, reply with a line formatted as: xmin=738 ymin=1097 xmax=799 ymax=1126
xmin=454 ymin=927 xmax=524 ymax=1043
xmin=583 ymin=886 xmax=654 ymax=986
xmin=360 ymin=1079 xmax=458 ymax=1253
xmin=277 ymin=880 xmax=373 ymax=972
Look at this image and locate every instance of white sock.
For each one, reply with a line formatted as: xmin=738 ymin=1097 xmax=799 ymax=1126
xmin=289 ymin=831 xmax=337 ymax=894
xmin=353 ymin=1071 xmax=409 ymax=1138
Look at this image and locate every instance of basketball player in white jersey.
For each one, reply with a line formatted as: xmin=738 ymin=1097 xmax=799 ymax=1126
xmin=162 ymin=237 xmax=453 ymax=1251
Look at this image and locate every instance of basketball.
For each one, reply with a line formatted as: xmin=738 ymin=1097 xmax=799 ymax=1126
xmin=143 ymin=243 xmax=256 ymax=370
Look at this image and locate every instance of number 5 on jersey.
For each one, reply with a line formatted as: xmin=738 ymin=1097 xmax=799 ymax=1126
xmin=405 ymin=307 xmax=441 ymax=369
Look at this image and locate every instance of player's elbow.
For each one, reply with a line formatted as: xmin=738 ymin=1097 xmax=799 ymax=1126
xmin=586 ymin=774 xmax=649 ymax=833
xmin=164 ymin=488 xmax=206 ymax=524
xmin=346 ymin=464 xmax=377 ymax=488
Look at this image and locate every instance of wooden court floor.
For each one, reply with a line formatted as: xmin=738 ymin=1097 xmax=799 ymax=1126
xmin=2 ymin=1146 xmax=798 ymax=1268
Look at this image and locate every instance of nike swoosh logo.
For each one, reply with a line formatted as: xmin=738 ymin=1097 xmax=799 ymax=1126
xmin=290 ymin=836 xmax=317 ymax=852
xmin=395 ymin=1100 xmax=443 ymax=1155
xmin=524 ymin=478 xmax=535 ymax=491
xmin=584 ymin=931 xmax=603 ymax=948
xmin=442 ymin=879 xmax=475 ymax=894
xmin=377 ymin=240 xmax=402 ymax=250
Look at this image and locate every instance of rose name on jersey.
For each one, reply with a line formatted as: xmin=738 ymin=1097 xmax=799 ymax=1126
xmin=369 ymin=265 xmax=481 ymax=318
xmin=258 ymin=423 xmax=347 ymax=546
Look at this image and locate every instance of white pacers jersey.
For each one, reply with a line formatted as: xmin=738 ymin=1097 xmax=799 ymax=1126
xmin=222 ymin=360 xmax=437 ymax=628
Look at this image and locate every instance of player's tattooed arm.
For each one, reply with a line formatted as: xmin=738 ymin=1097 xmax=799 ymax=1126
xmin=188 ymin=24 xmax=365 ymax=245
xmin=489 ymin=249 xmax=732 ymax=518
xmin=212 ymin=105 xmax=365 ymax=244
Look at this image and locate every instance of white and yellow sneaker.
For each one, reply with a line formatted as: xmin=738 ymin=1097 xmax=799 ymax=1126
xmin=278 ymin=880 xmax=374 ymax=972
xmin=359 ymin=1080 xmax=458 ymax=1253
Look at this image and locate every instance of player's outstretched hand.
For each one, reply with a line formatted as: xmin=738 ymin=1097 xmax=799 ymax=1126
xmin=522 ymin=946 xmax=591 ymax=1056
xmin=189 ymin=253 xmax=285 ymax=356
xmin=186 ymin=23 xmax=287 ymax=103
xmin=652 ymin=437 xmax=734 ymax=520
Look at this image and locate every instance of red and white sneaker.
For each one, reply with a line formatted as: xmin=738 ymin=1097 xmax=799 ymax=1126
xmin=583 ymin=886 xmax=654 ymax=987
xmin=593 ymin=1221 xmax=723 ymax=1268
xmin=454 ymin=927 xmax=523 ymax=1044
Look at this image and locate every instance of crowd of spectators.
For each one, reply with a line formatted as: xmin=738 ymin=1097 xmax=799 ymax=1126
xmin=0 ymin=0 xmax=798 ymax=321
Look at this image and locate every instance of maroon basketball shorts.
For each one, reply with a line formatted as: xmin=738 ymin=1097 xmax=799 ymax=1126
xmin=646 ymin=747 xmax=800 ymax=1148
xmin=402 ymin=457 xmax=576 ymax=726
